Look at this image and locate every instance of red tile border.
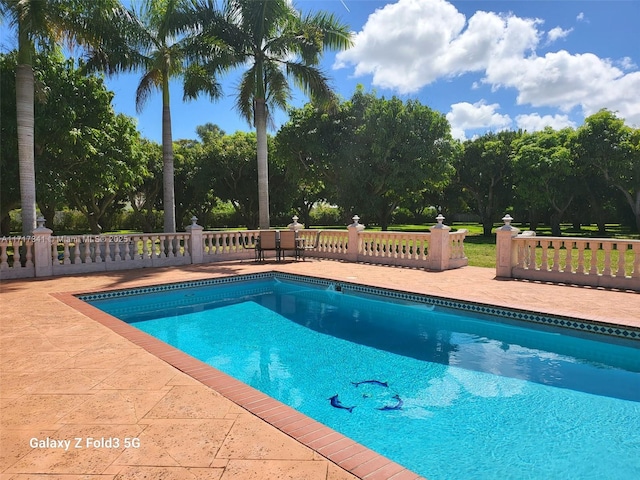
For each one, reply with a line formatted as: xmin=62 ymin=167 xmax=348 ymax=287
xmin=52 ymin=289 xmax=425 ymax=480
xmin=351 ymin=456 xmax=395 ymax=478
xmin=327 ymin=442 xmax=369 ymax=463
xmin=339 ymin=450 xmax=383 ymax=470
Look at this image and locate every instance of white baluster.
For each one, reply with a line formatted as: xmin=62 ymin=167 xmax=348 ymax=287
xmin=539 ymin=240 xmax=549 ymax=271
xmin=589 ymin=241 xmax=599 ymax=275
xmin=113 ymin=238 xmax=122 ymax=262
xmin=215 ymin=234 xmax=223 ymax=254
xmin=527 ymin=239 xmax=537 ymax=269
xmin=51 ymin=239 xmax=59 ymax=265
xmin=575 ymin=240 xmax=586 ymax=274
xmin=25 ymin=241 xmax=34 ymax=267
xmin=123 ymin=237 xmax=132 ymax=261
xmin=551 ymin=240 xmax=562 ymax=272
xmin=602 ymin=242 xmax=612 ymax=276
xmin=142 ymin=235 xmax=150 ymax=259
xmin=632 ymin=243 xmax=640 ymax=279
xmin=11 ymin=240 xmax=21 ymax=268
xmin=616 ymin=242 xmax=627 ymax=278
xmin=61 ymin=239 xmax=71 ymax=265
xmin=563 ymin=240 xmax=572 ymax=273
xmin=72 ymin=240 xmax=81 ymax=264
xmin=169 ymin=236 xmax=177 ymax=258
xmin=83 ymin=238 xmax=93 ymax=264
xmin=182 ymin=235 xmax=189 ymax=257
xmin=516 ymin=240 xmax=525 ymax=269
xmin=0 ymin=242 xmax=8 ymax=269
xmin=156 ymin=235 xmax=165 ymax=259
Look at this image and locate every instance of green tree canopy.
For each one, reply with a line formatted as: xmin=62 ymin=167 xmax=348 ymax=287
xmin=277 ymin=89 xmax=455 ymax=229
xmin=0 ymin=50 xmax=146 ymax=234
xmin=454 ymin=130 xmax=521 ymax=236
xmin=574 ymin=109 xmax=640 ymax=232
xmin=512 ymin=127 xmax=577 ymax=235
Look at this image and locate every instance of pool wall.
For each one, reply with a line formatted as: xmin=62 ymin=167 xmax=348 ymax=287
xmin=77 ymin=271 xmax=640 ymax=343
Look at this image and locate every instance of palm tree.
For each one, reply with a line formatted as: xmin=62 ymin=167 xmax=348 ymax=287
xmin=193 ymin=0 xmax=352 ymax=228
xmin=0 ymin=0 xmax=127 ymax=235
xmin=85 ymin=0 xmax=224 ymax=233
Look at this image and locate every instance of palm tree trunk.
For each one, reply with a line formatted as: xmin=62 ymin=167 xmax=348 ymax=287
xmin=162 ymin=82 xmax=176 ymax=233
xmin=255 ymin=99 xmax=270 ymax=229
xmin=16 ymin=64 xmax=37 ymax=235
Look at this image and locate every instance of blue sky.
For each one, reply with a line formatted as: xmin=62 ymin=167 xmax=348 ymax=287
xmin=3 ymin=1 xmax=639 ymax=142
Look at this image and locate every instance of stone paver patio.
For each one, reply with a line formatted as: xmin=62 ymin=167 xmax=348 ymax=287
xmin=1 ymin=259 xmax=638 ymax=479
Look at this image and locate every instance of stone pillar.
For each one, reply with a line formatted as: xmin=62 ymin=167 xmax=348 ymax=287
xmin=495 ymin=214 xmax=520 ymax=278
xmin=186 ymin=216 xmax=203 ymax=264
xmin=33 ymin=216 xmax=53 ymax=277
xmin=347 ymin=215 xmax=364 ymax=262
xmin=428 ymin=214 xmax=451 ymax=271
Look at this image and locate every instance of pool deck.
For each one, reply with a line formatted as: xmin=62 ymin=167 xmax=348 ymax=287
xmin=1 ymin=259 xmax=639 ymax=480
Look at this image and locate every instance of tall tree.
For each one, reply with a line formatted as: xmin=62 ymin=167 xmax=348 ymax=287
xmin=512 ymin=127 xmax=577 ymax=235
xmin=0 ymin=0 xmax=122 ymax=235
xmin=344 ymin=92 xmax=454 ymax=230
xmin=574 ymin=109 xmax=640 ymax=233
xmin=0 ymin=51 xmax=20 ymax=234
xmin=275 ymin=102 xmax=341 ymax=228
xmin=84 ymin=0 xmax=224 ymax=233
xmin=277 ymin=90 xmax=455 ymax=229
xmin=194 ymin=0 xmax=352 ymax=228
xmin=65 ymin=114 xmax=146 ymax=233
xmin=454 ymin=131 xmax=520 ymax=236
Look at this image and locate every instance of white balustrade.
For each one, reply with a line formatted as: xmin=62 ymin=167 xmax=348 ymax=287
xmin=313 ymin=230 xmax=349 ymax=259
xmin=358 ymin=231 xmax=430 ymax=267
xmin=202 ymin=230 xmax=259 ymax=261
xmin=0 ymin=237 xmax=34 ymax=279
xmin=502 ymin=217 xmax=640 ymax=291
xmin=448 ymin=230 xmax=468 ymax=268
xmin=1 ymin=217 xmax=469 ymax=279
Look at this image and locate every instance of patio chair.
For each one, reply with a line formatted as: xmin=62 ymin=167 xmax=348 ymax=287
xmin=255 ymin=230 xmax=278 ymax=261
xmin=278 ymin=230 xmax=301 ymax=261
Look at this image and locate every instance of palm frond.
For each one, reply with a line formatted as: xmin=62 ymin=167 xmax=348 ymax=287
xmin=236 ymin=65 xmax=257 ymax=126
xmin=182 ymin=62 xmax=224 ymax=101
xmin=233 ymin=0 xmax=292 ymax=44
xmin=285 ymin=61 xmax=332 ymax=103
xmin=302 ymin=11 xmax=354 ymax=51
xmin=135 ymin=68 xmax=162 ymax=113
xmin=264 ymin=60 xmax=290 ymax=112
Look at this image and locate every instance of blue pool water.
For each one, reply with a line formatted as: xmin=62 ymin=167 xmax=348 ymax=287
xmin=86 ymin=276 xmax=640 ymax=480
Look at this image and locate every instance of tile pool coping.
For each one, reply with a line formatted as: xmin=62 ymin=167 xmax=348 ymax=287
xmin=58 ymin=270 xmax=640 ymax=479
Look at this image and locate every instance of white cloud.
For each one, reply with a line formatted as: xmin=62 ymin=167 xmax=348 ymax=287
xmin=334 ymin=0 xmax=640 ymax=132
xmin=546 ymin=26 xmax=573 ymax=44
xmin=334 ymin=0 xmax=541 ymax=93
xmin=446 ymin=101 xmax=512 ymax=140
xmin=618 ymin=56 xmax=638 ymax=71
xmin=576 ymin=12 xmax=587 ymax=22
xmin=334 ymin=0 xmax=468 ymax=93
xmin=515 ymin=113 xmax=576 ymax=132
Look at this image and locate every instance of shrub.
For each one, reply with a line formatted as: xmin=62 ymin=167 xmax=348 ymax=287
xmin=54 ymin=210 xmax=90 ymax=234
xmin=310 ymin=204 xmax=343 ymax=226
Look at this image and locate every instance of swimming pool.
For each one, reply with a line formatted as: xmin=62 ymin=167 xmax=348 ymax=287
xmin=82 ymin=273 xmax=640 ymax=480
